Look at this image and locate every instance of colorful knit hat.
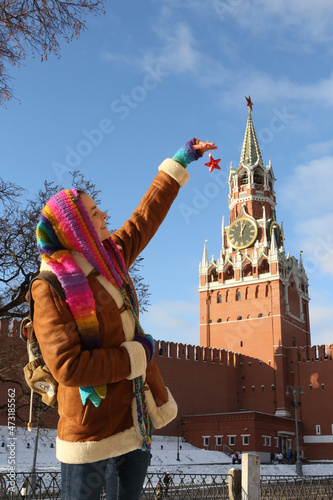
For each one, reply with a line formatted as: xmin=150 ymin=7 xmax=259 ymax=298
xmin=36 ymin=188 xmax=154 ymax=450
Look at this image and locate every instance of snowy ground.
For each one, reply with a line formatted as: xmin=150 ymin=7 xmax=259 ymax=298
xmin=1 ymin=426 xmax=332 ymax=477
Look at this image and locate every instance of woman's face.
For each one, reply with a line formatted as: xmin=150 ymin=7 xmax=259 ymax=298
xmin=80 ymin=194 xmax=111 ymax=241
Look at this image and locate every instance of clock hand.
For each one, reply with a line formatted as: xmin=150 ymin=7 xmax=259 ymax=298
xmin=240 ymin=221 xmax=245 ymax=236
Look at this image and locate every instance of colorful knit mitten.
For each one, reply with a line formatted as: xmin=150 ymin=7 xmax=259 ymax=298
xmin=172 ymin=138 xmax=203 ymax=168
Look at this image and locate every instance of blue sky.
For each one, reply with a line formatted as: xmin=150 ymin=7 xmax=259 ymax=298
xmin=1 ymin=0 xmax=333 ymax=347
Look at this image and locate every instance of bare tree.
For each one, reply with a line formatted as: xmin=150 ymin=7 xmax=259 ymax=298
xmin=0 ymin=171 xmax=151 ymax=319
xmin=0 ymin=0 xmax=105 ymax=103
xmin=0 ymin=177 xmax=25 ymax=207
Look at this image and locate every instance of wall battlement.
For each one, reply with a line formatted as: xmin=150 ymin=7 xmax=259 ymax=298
xmin=156 ymin=340 xmax=240 ymax=367
xmin=296 ymin=344 xmax=333 ymax=363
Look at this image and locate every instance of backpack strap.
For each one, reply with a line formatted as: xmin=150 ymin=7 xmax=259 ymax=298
xmin=21 ymin=271 xmax=66 ymax=418
xmin=29 ymin=271 xmax=65 ymax=320
xmin=20 ymin=271 xmax=66 ymax=344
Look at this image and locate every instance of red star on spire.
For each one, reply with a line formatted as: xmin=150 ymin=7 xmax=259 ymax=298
xmin=245 ymin=95 xmax=253 ymax=112
xmin=205 ymin=154 xmax=221 ymax=173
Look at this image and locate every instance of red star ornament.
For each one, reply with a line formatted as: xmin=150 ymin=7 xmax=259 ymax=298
xmin=205 ymin=153 xmax=221 ymax=173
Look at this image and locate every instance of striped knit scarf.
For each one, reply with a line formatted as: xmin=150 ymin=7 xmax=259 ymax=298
xmin=36 ymin=188 xmax=153 ymax=451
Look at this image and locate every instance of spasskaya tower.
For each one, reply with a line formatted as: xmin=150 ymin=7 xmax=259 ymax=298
xmin=198 ymin=97 xmax=310 ymax=417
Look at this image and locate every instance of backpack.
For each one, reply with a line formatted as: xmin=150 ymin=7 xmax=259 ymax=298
xmin=20 ymin=271 xmax=65 ymax=407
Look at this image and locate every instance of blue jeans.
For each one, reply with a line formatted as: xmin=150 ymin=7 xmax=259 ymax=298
xmin=61 ymin=449 xmax=150 ymax=500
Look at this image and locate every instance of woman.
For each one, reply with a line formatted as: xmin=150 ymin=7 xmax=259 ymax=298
xmin=32 ymin=139 xmax=217 ymax=500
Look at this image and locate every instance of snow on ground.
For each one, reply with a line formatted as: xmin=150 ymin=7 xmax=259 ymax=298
xmin=1 ymin=426 xmax=332 ymax=477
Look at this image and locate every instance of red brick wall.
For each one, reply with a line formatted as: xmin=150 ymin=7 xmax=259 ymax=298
xmin=155 ymin=341 xmax=240 ymax=436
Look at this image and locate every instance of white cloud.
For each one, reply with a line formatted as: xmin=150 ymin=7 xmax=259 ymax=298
xmin=307 ymin=140 xmax=333 ymax=156
xmin=100 ymin=4 xmax=333 ymax=111
xmin=278 ymin=156 xmax=333 ymax=277
xmin=141 ymin=23 xmax=201 ymax=74
xmin=218 ymin=70 xmax=333 ymax=111
xmin=310 ymin=299 xmax=333 ymax=346
xmin=99 ymin=19 xmax=231 ymax=87
xmin=297 ymin=217 xmax=333 ymax=277
xmin=223 ymin=0 xmax=333 ymax=44
xmin=279 ymin=156 xmax=333 ymax=218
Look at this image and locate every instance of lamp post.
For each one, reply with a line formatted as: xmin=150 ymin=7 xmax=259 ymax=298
xmin=176 ymin=420 xmax=180 ymax=461
xmin=285 ymin=385 xmax=304 ymax=476
xmin=29 ymin=398 xmax=41 ymax=496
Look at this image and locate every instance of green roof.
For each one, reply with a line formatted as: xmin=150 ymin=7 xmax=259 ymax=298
xmin=239 ymin=110 xmax=263 ymax=167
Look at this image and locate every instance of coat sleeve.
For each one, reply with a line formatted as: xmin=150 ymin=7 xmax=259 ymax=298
xmin=32 ymin=280 xmax=147 ymax=387
xmin=112 ymin=160 xmax=189 ymax=269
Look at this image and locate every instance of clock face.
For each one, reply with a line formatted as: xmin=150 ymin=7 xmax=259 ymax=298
xmin=227 ymin=218 xmax=258 ymax=249
xmin=270 ymin=221 xmax=284 ymax=250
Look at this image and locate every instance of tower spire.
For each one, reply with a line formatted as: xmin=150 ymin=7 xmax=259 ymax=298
xmin=240 ymin=96 xmax=263 ymax=168
xmin=201 ymin=239 xmax=209 ymax=268
xmin=299 ymin=250 xmax=304 ymax=270
xmin=221 ymin=215 xmax=225 ymax=255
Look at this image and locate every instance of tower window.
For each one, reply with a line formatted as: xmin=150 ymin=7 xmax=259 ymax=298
xmin=236 ymin=291 xmax=241 ymax=301
xmin=254 ymin=172 xmax=262 ymax=184
xmin=210 ymin=268 xmax=218 ymax=282
xmin=237 ymin=316 xmax=242 ymax=321
xmin=258 ymin=260 xmax=270 ymax=275
xmin=217 ymin=293 xmax=222 ymax=304
xmin=241 ymin=173 xmax=248 ymax=185
xmin=243 ymin=264 xmax=252 ymax=278
xmin=217 ymin=318 xmax=222 ymax=323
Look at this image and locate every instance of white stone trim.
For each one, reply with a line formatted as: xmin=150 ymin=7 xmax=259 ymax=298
xmin=303 ymin=435 xmax=333 ymax=443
